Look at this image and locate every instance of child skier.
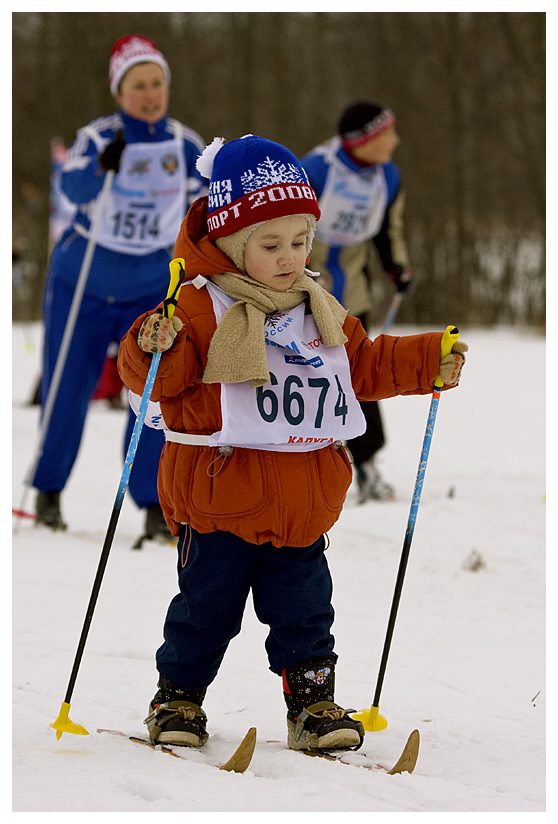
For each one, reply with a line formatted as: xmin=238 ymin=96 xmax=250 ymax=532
xmin=117 ymin=134 xmax=467 ymax=753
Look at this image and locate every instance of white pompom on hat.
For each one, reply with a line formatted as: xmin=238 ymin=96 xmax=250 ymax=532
xmin=109 ymin=35 xmax=170 ymax=96
xmin=196 ymin=136 xmax=226 ymax=180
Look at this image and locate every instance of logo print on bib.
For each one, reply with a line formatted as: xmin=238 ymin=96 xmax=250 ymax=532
xmin=284 ymin=354 xmax=324 ymax=368
xmin=129 ymin=158 xmax=151 ymax=177
xmin=162 ymin=152 xmax=179 ymax=175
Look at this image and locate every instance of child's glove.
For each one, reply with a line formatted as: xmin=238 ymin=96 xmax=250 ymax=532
xmin=437 ymin=340 xmax=468 ymax=385
xmin=137 ymin=311 xmax=183 ymax=354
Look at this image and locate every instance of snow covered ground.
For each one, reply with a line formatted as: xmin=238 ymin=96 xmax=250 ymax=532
xmin=11 ymin=322 xmax=546 ymax=813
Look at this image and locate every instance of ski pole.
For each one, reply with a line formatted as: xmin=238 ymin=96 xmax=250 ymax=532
xmin=49 ymin=258 xmax=186 ymax=740
xmin=382 ymin=292 xmax=403 ymax=334
xmin=353 ymin=325 xmax=460 ymax=732
xmin=14 ymin=170 xmax=115 ymax=531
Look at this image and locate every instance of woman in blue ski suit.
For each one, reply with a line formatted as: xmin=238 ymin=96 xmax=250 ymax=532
xmin=33 ymin=35 xmax=207 ymax=535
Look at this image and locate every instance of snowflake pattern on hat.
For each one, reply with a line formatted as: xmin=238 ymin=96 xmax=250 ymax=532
xmin=241 ymin=157 xmax=306 ymax=194
xmin=201 ymin=134 xmax=321 ymax=238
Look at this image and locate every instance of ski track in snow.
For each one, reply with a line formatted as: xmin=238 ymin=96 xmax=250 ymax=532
xmin=11 ymin=323 xmax=546 ymax=813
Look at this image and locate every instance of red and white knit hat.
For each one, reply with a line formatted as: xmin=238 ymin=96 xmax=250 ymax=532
xmin=109 ymin=35 xmax=170 ymax=96
xmin=196 ymin=135 xmax=321 ymax=240
xmin=338 ymin=101 xmax=396 ymax=150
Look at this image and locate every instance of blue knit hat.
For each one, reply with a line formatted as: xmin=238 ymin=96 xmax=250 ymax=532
xmin=196 ymin=135 xmax=320 ymax=239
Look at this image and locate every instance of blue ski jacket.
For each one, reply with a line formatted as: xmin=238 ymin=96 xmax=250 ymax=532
xmin=301 ymin=138 xmax=409 ymax=316
xmin=301 ymin=139 xmax=402 ymax=258
xmin=48 ymin=109 xmax=207 ymax=304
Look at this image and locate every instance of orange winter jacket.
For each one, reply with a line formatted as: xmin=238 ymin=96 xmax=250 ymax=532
xmin=118 ymin=197 xmax=447 ymax=547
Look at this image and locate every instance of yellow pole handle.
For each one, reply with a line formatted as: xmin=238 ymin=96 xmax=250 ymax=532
xmin=434 ymin=325 xmax=460 ymax=388
xmin=162 ymin=258 xmax=186 ymax=320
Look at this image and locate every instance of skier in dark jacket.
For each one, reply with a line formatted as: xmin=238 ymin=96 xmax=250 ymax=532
xmin=301 ymin=101 xmax=415 ymax=502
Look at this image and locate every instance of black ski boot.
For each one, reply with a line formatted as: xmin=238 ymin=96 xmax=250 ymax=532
xmin=133 ymin=505 xmax=175 ymax=549
xmin=283 ymin=656 xmax=364 ymax=753
xmin=35 ymin=491 xmax=67 ymax=531
xmin=144 ymin=505 xmax=173 ymax=542
xmin=356 ymin=462 xmax=395 ymax=503
xmin=144 ymin=675 xmax=208 ymax=747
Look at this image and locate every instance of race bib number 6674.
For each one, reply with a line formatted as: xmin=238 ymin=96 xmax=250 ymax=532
xmin=256 ymin=371 xmax=349 ymax=428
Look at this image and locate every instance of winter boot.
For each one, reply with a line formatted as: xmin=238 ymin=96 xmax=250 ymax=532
xmin=144 ymin=675 xmax=208 ymax=747
xmin=144 ymin=504 xmax=174 ymax=542
xmin=35 ymin=491 xmax=67 ymax=531
xmin=356 ymin=463 xmax=395 ymax=503
xmin=283 ymin=656 xmax=364 ymax=753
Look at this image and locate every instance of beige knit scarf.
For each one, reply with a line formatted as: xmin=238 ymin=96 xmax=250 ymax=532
xmin=203 ymin=270 xmax=348 ymax=387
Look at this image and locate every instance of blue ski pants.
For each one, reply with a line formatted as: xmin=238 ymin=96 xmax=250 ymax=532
xmin=156 ymin=525 xmax=336 ymax=688
xmin=33 ymin=276 xmax=164 ymax=509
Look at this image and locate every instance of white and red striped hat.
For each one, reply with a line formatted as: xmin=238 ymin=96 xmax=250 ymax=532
xmin=109 ymin=35 xmax=170 ymax=96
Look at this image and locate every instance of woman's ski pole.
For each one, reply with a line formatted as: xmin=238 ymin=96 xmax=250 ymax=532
xmin=14 ymin=170 xmax=115 ymax=531
xmin=353 ymin=325 xmax=460 ymax=732
xmin=49 ymin=258 xmax=186 ymax=740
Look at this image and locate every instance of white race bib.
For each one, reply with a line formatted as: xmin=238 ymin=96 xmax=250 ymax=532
xmin=128 ymin=392 xmax=168 ymax=429
xmin=206 ymin=283 xmax=366 ymax=451
xmin=313 ymin=142 xmax=388 ymax=247
xmin=96 ymin=137 xmax=186 ymax=255
xmin=131 ymin=280 xmax=366 ymax=452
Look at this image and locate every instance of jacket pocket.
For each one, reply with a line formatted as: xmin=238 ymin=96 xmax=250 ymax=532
xmin=188 ymin=447 xmax=268 ymax=518
xmin=314 ymin=445 xmax=353 ymax=512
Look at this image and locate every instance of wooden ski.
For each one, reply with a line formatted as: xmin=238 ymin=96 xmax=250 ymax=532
xmin=267 ymin=728 xmax=420 ymax=774
xmin=97 ymin=726 xmax=257 ymax=773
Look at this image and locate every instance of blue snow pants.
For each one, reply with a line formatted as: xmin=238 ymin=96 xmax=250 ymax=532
xmin=156 ymin=526 xmax=337 ymax=688
xmin=33 ymin=276 xmax=164 ymax=509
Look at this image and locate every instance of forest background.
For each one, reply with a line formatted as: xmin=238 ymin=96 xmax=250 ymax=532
xmin=11 ymin=11 xmax=545 ymax=329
